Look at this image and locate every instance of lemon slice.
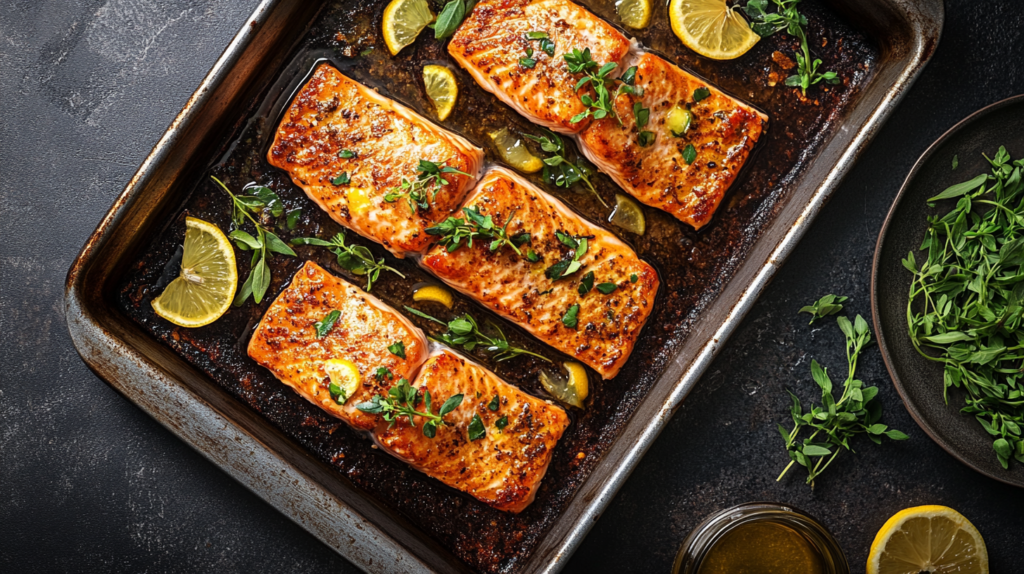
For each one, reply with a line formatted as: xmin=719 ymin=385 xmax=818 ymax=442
xmin=540 ymin=362 xmax=589 ymax=408
xmin=616 ymin=0 xmax=652 ymax=29
xmin=324 ymin=359 xmax=361 ymax=405
xmin=413 ymin=284 xmax=454 ymax=308
xmin=609 ymin=193 xmax=646 ymax=235
xmin=489 ymin=128 xmax=544 ymax=173
xmin=152 ymin=217 xmax=237 ymax=328
xmin=669 ymin=0 xmax=760 ymax=60
xmin=423 ymin=65 xmax=458 ymax=121
xmin=868 ymin=505 xmax=988 ymax=574
xmin=382 ymin=0 xmax=435 ymax=56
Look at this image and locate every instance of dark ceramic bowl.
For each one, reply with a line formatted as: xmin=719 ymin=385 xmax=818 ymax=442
xmin=872 ymin=94 xmax=1024 ymax=487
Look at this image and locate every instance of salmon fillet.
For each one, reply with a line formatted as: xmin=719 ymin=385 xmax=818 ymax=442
xmin=448 ymin=0 xmax=630 ymax=134
xmin=376 ymin=349 xmax=569 ymax=513
xmin=248 ymin=261 xmax=429 ymax=431
xmin=422 ymin=167 xmax=659 ymax=379
xmin=578 ymin=53 xmax=768 ymax=229
xmin=268 ymin=64 xmax=484 ymax=257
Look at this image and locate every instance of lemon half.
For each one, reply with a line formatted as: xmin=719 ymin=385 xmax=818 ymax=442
xmin=382 ymin=0 xmax=435 ymax=56
xmin=669 ymin=0 xmax=760 ymax=60
xmin=152 ymin=217 xmax=237 ymax=328
xmin=867 ymin=505 xmax=988 ymax=574
xmin=423 ymin=64 xmax=458 ymax=121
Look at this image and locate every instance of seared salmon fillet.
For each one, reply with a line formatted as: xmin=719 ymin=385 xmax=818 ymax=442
xmin=578 ymin=53 xmax=767 ymax=229
xmin=248 ymin=261 xmax=429 ymax=431
xmin=376 ymin=349 xmax=570 ymax=513
xmin=448 ymin=0 xmax=630 ymax=134
xmin=422 ymin=167 xmax=658 ymax=379
xmin=268 ymin=64 xmax=484 ymax=257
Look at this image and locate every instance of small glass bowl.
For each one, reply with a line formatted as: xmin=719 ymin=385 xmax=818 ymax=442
xmin=672 ymin=502 xmax=849 ymax=574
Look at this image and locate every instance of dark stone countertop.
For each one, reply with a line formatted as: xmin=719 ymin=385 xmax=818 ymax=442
xmin=1 ymin=1 xmax=1022 ymax=572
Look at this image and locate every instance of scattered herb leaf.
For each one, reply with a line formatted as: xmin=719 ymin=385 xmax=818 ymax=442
xmin=682 ymin=144 xmax=697 ymax=164
xmin=468 ymin=413 xmax=486 ymax=441
xmin=799 ymin=294 xmax=848 ymax=324
xmin=562 ymin=304 xmax=580 ymax=329
xmin=596 ymin=282 xmax=617 ymax=294
xmin=388 ymin=340 xmax=406 ymax=359
xmin=314 ymin=310 xmax=341 ymax=338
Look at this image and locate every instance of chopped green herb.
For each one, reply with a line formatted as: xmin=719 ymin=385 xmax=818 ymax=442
xmin=404 ymin=306 xmax=552 ymax=362
xmin=356 ymin=378 xmax=463 ymax=438
xmin=286 ymin=207 xmax=302 ymax=230
xmin=495 ymin=415 xmax=509 ymax=430
xmin=596 ymin=282 xmax=617 ymax=294
xmin=359 ymin=47 xmax=374 ymax=57
xmin=527 ymin=249 xmax=540 ymax=263
xmin=468 ymin=413 xmax=486 ymax=441
xmin=692 ymin=87 xmax=711 ymax=102
xmin=562 ymin=304 xmax=580 ymax=328
xmin=338 ymin=149 xmax=356 ymax=159
xmin=314 ymin=310 xmax=341 ymax=338
xmin=488 ymin=395 xmax=500 ymax=411
xmin=388 ymin=340 xmax=406 ymax=359
xmin=332 ymin=172 xmax=351 ymax=185
xmin=433 ymin=0 xmax=467 ymax=39
xmin=545 ymin=232 xmax=588 ymax=280
xmin=291 ymin=232 xmax=404 ymax=292
xmin=374 ymin=367 xmax=394 ymax=382
xmin=578 ymin=271 xmax=595 ymax=295
xmin=633 ymin=101 xmax=655 ymax=147
xmin=620 ymin=65 xmax=637 ymax=85
xmin=630 ymin=273 xmax=638 ymax=283
xmin=682 ymin=144 xmax=697 ymax=164
xmin=952 ymin=154 xmax=958 ymax=170
xmin=526 ymin=31 xmax=548 ymax=39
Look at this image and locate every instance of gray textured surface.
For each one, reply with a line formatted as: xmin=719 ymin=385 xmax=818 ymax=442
xmin=2 ymin=1 xmax=1023 ymax=573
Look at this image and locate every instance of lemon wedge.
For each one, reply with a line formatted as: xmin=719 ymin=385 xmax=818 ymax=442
xmin=616 ymin=0 xmax=652 ymax=29
xmin=540 ymin=362 xmax=589 ymax=408
xmin=489 ymin=128 xmax=544 ymax=173
xmin=323 ymin=359 xmax=361 ymax=405
xmin=423 ymin=64 xmax=458 ymax=121
xmin=413 ymin=284 xmax=454 ymax=308
xmin=152 ymin=217 xmax=237 ymax=328
xmin=867 ymin=505 xmax=988 ymax=574
xmin=669 ymin=0 xmax=760 ymax=60
xmin=609 ymin=193 xmax=646 ymax=235
xmin=382 ymin=0 xmax=434 ymax=56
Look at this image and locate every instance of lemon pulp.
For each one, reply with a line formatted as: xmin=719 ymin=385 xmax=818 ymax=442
xmin=616 ymin=0 xmax=652 ymax=29
xmin=669 ymin=0 xmax=760 ymax=60
xmin=151 ymin=217 xmax=237 ymax=328
xmin=867 ymin=505 xmax=988 ymax=574
xmin=382 ymin=0 xmax=435 ymax=56
xmin=489 ymin=128 xmax=544 ymax=173
xmin=423 ymin=64 xmax=458 ymax=121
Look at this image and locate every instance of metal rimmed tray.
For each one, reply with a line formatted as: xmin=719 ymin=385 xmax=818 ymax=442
xmin=65 ymin=1 xmax=942 ymax=572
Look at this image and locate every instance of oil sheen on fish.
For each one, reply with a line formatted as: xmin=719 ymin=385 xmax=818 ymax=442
xmin=268 ymin=64 xmax=484 ymax=257
xmin=448 ymin=0 xmax=630 ymax=134
xmin=422 ymin=167 xmax=659 ymax=379
xmin=376 ymin=348 xmax=570 ymax=513
xmin=247 ymin=260 xmax=429 ymax=431
xmin=578 ymin=53 xmax=768 ymax=229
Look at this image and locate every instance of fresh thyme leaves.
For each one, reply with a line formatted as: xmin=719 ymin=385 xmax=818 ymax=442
xmin=314 ymin=310 xmax=341 ymax=338
xmin=495 ymin=415 xmax=509 ymax=430
xmin=527 ymin=249 xmax=541 ymax=263
xmin=328 ymin=381 xmax=349 ymax=405
xmin=562 ymin=304 xmax=580 ymax=329
xmin=488 ymin=394 xmax=500 ymax=411
xmin=426 ymin=206 xmax=524 ymax=255
xmin=692 ymin=87 xmax=711 ymax=102
xmin=291 ymin=232 xmax=404 ymax=292
xmin=525 ymin=128 xmax=607 ymax=207
xmin=375 ymin=367 xmax=394 ymax=382
xmin=952 ymin=154 xmax=959 ymax=170
xmin=433 ymin=0 xmax=467 ymax=39
xmin=212 ymin=176 xmax=296 ymax=305
xmin=519 ymin=47 xmax=537 ymax=69
xmin=633 ymin=101 xmax=655 ymax=147
xmin=388 ymin=340 xmax=406 ymax=359
xmin=545 ymin=231 xmax=588 ymax=280
xmin=630 ymin=273 xmax=638 ymax=283
xmin=384 ymin=159 xmax=470 ymax=214
xmin=338 ymin=149 xmax=356 ymax=159
xmin=564 ymin=48 xmax=618 ymax=124
xmin=596 ymin=282 xmax=617 ymax=294
xmin=286 ymin=208 xmax=302 ymax=230
xmin=905 ymin=147 xmax=1024 ymax=469
xmin=799 ymin=294 xmax=847 ymax=324
xmin=578 ymin=271 xmax=595 ymax=295
xmin=355 ymin=378 xmax=464 ymax=438
xmin=778 ymin=300 xmax=908 ymax=486
xmin=468 ymin=414 xmax=486 ymax=441
xmin=682 ymin=144 xmax=697 ymax=165
xmin=619 ymin=65 xmax=637 ymax=86
xmin=744 ymin=0 xmax=839 ymax=95
xmin=526 ymin=31 xmax=556 ymax=57
xmin=332 ymin=172 xmax=351 ymax=186
xmin=404 ymin=306 xmax=552 ymax=362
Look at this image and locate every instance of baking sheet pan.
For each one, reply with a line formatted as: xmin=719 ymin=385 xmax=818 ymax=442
xmin=66 ymin=0 xmax=942 ymax=572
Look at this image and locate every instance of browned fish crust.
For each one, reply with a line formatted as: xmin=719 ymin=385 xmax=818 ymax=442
xmin=422 ymin=168 xmax=659 ymax=379
xmin=268 ymin=64 xmax=484 ymax=257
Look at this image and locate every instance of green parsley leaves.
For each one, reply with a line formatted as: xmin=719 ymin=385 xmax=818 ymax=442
xmin=314 ymin=310 xmax=341 ymax=338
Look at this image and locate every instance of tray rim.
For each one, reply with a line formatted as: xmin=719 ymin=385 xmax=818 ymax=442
xmin=64 ymin=1 xmax=944 ymax=572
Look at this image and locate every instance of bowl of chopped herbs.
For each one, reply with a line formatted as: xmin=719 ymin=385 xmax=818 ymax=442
xmin=873 ymin=94 xmax=1024 ymax=487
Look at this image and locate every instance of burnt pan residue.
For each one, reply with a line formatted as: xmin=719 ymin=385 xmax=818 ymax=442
xmin=116 ymin=1 xmax=877 ymax=572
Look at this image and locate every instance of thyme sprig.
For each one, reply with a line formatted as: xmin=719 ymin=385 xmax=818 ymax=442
xmin=904 ymin=147 xmax=1024 ymax=469
xmin=291 ymin=232 xmax=404 ymax=292
xmin=212 ymin=176 xmax=296 ymax=305
xmin=404 ymin=306 xmax=552 ymax=363
xmin=778 ymin=299 xmax=908 ymax=487
xmin=425 ymin=206 xmax=528 ymax=255
xmin=744 ymin=0 xmax=838 ymax=95
xmin=564 ymin=48 xmax=618 ymax=124
xmin=526 ymin=128 xmax=607 ymax=207
xmin=356 ymin=378 xmax=464 ymax=438
xmin=384 ymin=159 xmax=471 ymax=214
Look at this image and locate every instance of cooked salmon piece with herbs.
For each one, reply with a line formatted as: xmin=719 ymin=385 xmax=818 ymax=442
xmin=422 ymin=167 xmax=659 ymax=379
xmin=375 ymin=348 xmax=570 ymax=513
xmin=578 ymin=52 xmax=767 ymax=229
xmin=268 ymin=64 xmax=484 ymax=258
xmin=448 ymin=0 xmax=630 ymax=134
xmin=247 ymin=261 xmax=429 ymax=431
